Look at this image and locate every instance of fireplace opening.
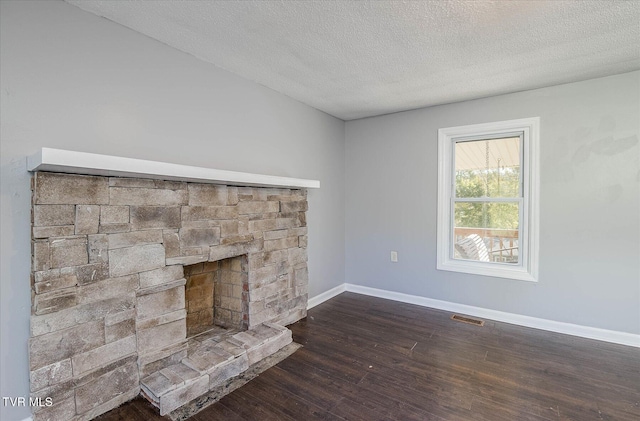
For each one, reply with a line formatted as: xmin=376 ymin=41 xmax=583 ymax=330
xmin=184 ymin=255 xmax=248 ymax=338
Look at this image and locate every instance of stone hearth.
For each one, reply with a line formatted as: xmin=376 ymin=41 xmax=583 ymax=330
xmin=28 ymin=171 xmax=310 ymax=420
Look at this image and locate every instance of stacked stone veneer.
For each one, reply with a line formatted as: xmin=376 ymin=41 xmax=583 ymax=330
xmin=29 ymin=172 xmax=309 ymax=421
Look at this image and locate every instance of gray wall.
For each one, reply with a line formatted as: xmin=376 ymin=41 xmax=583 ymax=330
xmin=0 ymin=1 xmax=345 ymax=419
xmin=346 ymin=71 xmax=639 ymax=336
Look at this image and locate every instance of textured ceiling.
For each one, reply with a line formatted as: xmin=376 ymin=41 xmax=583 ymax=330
xmin=65 ymin=0 xmax=640 ymax=120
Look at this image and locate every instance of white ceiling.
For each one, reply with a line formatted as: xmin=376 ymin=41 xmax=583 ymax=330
xmin=65 ymin=0 xmax=640 ymax=121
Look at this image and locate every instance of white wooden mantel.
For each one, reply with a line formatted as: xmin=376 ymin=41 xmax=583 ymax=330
xmin=27 ymin=148 xmax=320 ymax=189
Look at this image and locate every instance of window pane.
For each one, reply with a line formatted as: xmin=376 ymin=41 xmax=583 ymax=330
xmin=453 ymin=202 xmax=519 ymax=263
xmin=455 ymin=137 xmax=520 ymax=198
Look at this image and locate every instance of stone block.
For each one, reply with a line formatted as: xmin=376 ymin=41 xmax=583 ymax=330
xmin=34 ymin=172 xmax=109 ymax=205
xmin=278 ymin=306 xmax=307 ymax=326
xmin=32 ymin=394 xmax=76 ymax=421
xmin=263 ymin=249 xmax=288 ymax=265
xmin=98 ymin=223 xmax=131 ymax=234
xmin=100 ymin=205 xmax=129 ymax=224
xmin=30 ymin=379 xmax=74 ymax=409
xmin=103 ymin=307 xmax=134 ymax=327
xmin=74 ymin=360 xmax=139 ymax=415
xmin=227 ymin=186 xmax=239 ymax=205
xmin=166 ymin=255 xmax=208 ymax=266
xmin=87 ymin=234 xmax=108 ymax=264
xmin=49 ymin=236 xmax=88 ymax=269
xmin=75 ymin=205 xmax=100 ymax=234
xmin=33 ymin=205 xmax=76 ymax=227
xmin=105 ymin=317 xmax=136 ymax=344
xmin=141 ymin=371 xmax=178 ymax=399
xmin=75 ymin=295 xmax=135 ymax=324
xmin=74 ymin=386 xmax=139 ymax=421
xmin=33 ymin=241 xmax=50 ymax=272
xmin=246 ymin=308 xmax=277 ymax=327
xmin=187 ymin=184 xmax=231 ymax=206
xmin=29 ymin=320 xmax=104 ymax=370
xmin=248 ymin=323 xmax=280 ymax=342
xmin=31 ymin=307 xmax=76 ymax=337
xmin=75 ymin=262 xmax=110 ymax=284
xmin=109 ymin=187 xmax=188 ymax=206
xmin=30 ymin=358 xmax=72 ymax=392
xmin=71 ymin=335 xmax=137 ymax=377
xmin=208 ymin=353 xmax=249 ymax=388
xmin=108 ymin=229 xmax=163 ymax=249
xmin=221 ymin=234 xmax=255 ymax=245
xmin=266 ymin=190 xmax=293 ymax=200
xmin=137 ymin=286 xmax=185 ymax=320
xmin=163 ymin=230 xmax=181 ymax=258
xmin=137 ymin=309 xmax=186 ymax=330
xmin=220 ymin=220 xmax=239 ymax=237
xmin=155 ymin=180 xmax=186 ymax=190
xmin=162 ymin=363 xmax=200 ymax=384
xmin=237 ymin=200 xmax=280 ymax=215
xmin=104 ymin=308 xmax=136 ymax=343
xmin=33 ymin=270 xmax=77 ymax=295
xmin=181 ymin=206 xmax=237 ymax=221
xmin=288 ymin=247 xmax=308 ymax=265
xmin=276 ymin=215 xmax=304 ymax=229
xmin=251 ymin=279 xmax=288 ymax=301
xmin=209 ymin=239 xmax=262 ymax=262
xmin=245 ymin=329 xmax=292 ymax=365
xmin=33 ymin=287 xmax=77 ymax=315
xmin=215 ymin=340 xmax=246 ymax=358
xmin=263 ymin=229 xmax=289 ymax=241
xmin=280 ymin=199 xmax=308 ymax=213
xmin=76 ymin=275 xmax=138 ymax=305
xmin=137 ymin=277 xmax=186 ymax=296
xmin=294 ymin=266 xmax=309 ymax=284
xmin=74 ymin=354 xmax=138 ymax=389
xmin=137 ymin=319 xmax=186 ymax=355
xmin=159 ymin=375 xmax=209 ymax=415
xmin=183 ymin=346 xmax=233 ymax=375
xmin=32 ymin=225 xmax=76 ymax=239
xmin=248 ymin=265 xmax=277 ymax=286
xmin=109 ymin=243 xmax=165 ymax=277
xmin=138 ymin=342 xmax=188 ymax=377
xmin=109 ymin=177 xmax=156 ymax=188
xmin=179 ymin=226 xmax=221 ymax=248
xmin=237 ymin=186 xmax=254 ymax=198
xmin=264 ymin=237 xmax=298 ymax=251
xmin=139 ymin=265 xmax=184 ymax=289
xmin=248 ymin=219 xmax=277 ymax=233
xmin=130 ymin=206 xmax=181 ymax=230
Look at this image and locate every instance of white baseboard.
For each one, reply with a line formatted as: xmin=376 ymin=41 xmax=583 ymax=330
xmin=310 ymin=283 xmax=640 ymax=348
xmin=307 ymin=283 xmax=346 ymax=309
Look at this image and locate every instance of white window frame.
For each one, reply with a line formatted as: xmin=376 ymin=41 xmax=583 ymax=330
xmin=436 ymin=117 xmax=540 ymax=282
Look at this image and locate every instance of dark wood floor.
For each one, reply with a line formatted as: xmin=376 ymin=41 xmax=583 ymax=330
xmin=97 ymin=292 xmax=640 ymax=421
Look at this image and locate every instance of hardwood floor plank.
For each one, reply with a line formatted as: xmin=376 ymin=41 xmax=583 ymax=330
xmin=96 ymin=292 xmax=640 ymax=421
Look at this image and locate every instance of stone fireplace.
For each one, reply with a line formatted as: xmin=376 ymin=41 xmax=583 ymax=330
xmin=28 ymin=161 xmax=313 ymax=420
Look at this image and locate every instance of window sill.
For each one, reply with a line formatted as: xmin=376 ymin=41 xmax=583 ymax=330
xmin=437 ymin=259 xmax=537 ymax=282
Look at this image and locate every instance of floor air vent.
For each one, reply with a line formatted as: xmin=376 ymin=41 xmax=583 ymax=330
xmin=451 ymin=314 xmax=485 ymax=326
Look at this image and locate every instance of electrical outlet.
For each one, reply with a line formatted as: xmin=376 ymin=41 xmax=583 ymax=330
xmin=390 ymin=251 xmax=398 ymax=262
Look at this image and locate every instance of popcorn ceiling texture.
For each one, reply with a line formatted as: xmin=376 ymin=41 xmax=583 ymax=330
xmin=65 ymin=0 xmax=639 ymax=120
xmin=29 ymin=172 xmax=308 ymax=420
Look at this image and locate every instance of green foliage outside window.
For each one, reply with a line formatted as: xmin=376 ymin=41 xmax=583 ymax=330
xmin=454 ymin=167 xmax=520 ymax=230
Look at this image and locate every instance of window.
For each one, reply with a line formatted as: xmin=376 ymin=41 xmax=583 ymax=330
xmin=437 ymin=118 xmax=539 ymax=281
